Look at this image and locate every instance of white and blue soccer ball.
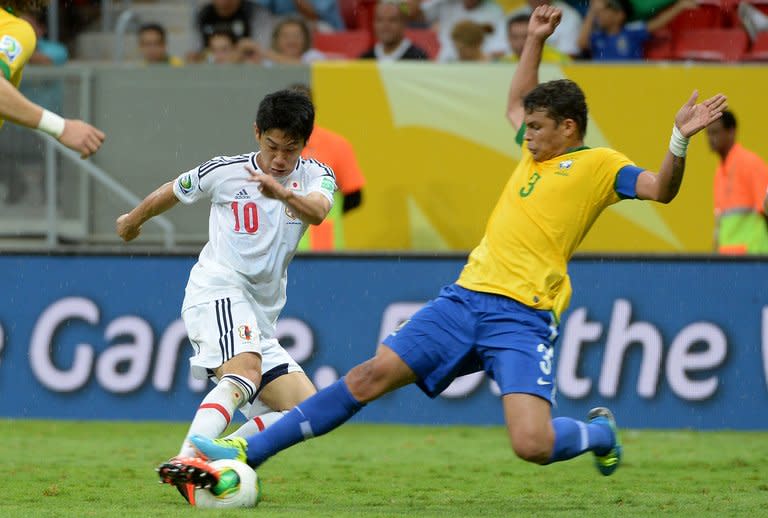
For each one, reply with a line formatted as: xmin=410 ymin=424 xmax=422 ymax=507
xmin=193 ymin=459 xmax=261 ymax=509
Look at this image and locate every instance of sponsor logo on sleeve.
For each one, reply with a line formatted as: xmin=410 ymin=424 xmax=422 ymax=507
xmin=177 ymin=174 xmax=193 ymax=194
xmin=0 ymin=35 xmax=22 ymax=63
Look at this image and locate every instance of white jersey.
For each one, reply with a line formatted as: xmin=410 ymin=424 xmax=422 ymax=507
xmin=172 ymin=151 xmax=336 ymax=338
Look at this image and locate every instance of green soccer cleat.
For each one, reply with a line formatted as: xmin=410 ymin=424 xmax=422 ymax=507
xmin=190 ymin=434 xmax=248 ymax=464
xmin=587 ymin=407 xmax=622 ymax=476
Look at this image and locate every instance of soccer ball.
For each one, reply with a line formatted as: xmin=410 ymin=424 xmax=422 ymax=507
xmin=193 ymin=459 xmax=261 ymax=509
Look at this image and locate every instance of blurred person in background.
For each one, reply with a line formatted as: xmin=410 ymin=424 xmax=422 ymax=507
xmin=503 ymin=13 xmax=570 ymax=63
xmin=255 ymin=0 xmax=344 ymax=32
xmin=578 ymin=0 xmax=694 ymax=61
xmin=240 ymin=17 xmax=326 ymax=64
xmin=450 ymin=20 xmax=492 ymax=61
xmin=192 ymin=0 xmax=275 ymax=62
xmin=360 ymin=0 xmax=428 ymax=61
xmin=707 ymin=110 xmax=768 ymax=255
xmin=507 ymin=0 xmax=582 ymax=56
xmin=411 ymin=0 xmax=508 ymax=62
xmin=0 ymin=2 xmax=104 ymax=158
xmin=138 ymin=23 xmax=184 ymax=66
xmin=207 ymin=27 xmax=242 ymax=63
xmin=291 ymin=83 xmax=366 ymax=250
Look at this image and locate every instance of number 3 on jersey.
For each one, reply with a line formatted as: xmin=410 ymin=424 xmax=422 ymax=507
xmin=231 ymin=201 xmax=259 ymax=233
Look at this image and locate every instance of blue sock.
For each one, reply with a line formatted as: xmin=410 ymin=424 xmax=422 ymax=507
xmin=547 ymin=417 xmax=614 ymax=464
xmin=245 ymin=378 xmax=364 ymax=466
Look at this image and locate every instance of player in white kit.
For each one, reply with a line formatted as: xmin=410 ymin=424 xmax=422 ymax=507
xmin=116 ymin=90 xmax=337 ymax=503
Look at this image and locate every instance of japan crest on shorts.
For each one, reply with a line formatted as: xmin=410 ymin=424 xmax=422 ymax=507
xmin=0 ymin=35 xmax=22 ymax=63
xmin=238 ymin=324 xmax=253 ymax=342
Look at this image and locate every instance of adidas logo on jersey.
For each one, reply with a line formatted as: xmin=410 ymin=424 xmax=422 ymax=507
xmin=234 ymin=189 xmax=249 ymax=199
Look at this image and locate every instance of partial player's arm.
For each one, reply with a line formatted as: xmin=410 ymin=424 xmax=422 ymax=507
xmin=116 ymin=181 xmax=179 ymax=241
xmin=245 ymin=165 xmax=332 ymax=225
xmin=506 ymin=5 xmax=561 ymax=131
xmin=0 ymin=76 xmax=106 ymax=159
xmin=635 ymin=91 xmax=727 ymax=203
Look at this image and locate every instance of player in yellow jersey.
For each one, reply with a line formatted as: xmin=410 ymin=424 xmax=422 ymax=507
xmin=170 ymin=4 xmax=727 ymax=487
xmin=0 ymin=2 xmax=104 ymax=158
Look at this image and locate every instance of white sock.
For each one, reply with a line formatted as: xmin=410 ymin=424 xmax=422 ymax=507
xmin=225 ymin=411 xmax=288 ymax=439
xmin=177 ymin=375 xmax=256 ymax=457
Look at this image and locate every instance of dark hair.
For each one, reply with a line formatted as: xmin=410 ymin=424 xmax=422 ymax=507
xmin=138 ymin=23 xmax=166 ymax=42
xmin=289 ymin=83 xmax=313 ymax=100
xmin=720 ymin=110 xmax=736 ymax=130
xmin=256 ymin=89 xmax=315 ymax=143
xmin=210 ymin=25 xmax=237 ymax=44
xmin=272 ymin=17 xmax=312 ymax=54
xmin=507 ymin=13 xmax=530 ymax=29
xmin=523 ymin=79 xmax=588 ymax=138
xmin=605 ymin=0 xmax=633 ymax=19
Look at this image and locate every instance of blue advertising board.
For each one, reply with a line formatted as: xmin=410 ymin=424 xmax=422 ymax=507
xmin=0 ymin=254 xmax=766 ymax=429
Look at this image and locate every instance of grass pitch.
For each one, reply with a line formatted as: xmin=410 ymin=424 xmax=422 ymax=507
xmin=2 ymin=419 xmax=767 ymax=517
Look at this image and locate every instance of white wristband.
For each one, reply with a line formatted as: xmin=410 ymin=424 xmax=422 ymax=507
xmin=37 ymin=109 xmax=66 ymax=138
xmin=669 ymin=125 xmax=689 ymax=158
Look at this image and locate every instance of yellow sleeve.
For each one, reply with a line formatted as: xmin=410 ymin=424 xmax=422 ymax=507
xmin=597 ymin=148 xmax=637 ymax=207
xmin=0 ymin=18 xmax=36 ymax=83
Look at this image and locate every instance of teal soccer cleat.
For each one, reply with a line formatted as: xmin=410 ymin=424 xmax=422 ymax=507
xmin=190 ymin=434 xmax=249 ymax=464
xmin=587 ymin=407 xmax=622 ymax=476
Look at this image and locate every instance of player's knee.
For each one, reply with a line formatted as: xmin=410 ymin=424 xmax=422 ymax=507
xmin=509 ymin=429 xmax=553 ymax=465
xmin=346 ymin=358 xmax=389 ymax=403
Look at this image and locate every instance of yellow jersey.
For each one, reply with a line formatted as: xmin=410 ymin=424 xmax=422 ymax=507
xmin=0 ymin=7 xmax=36 ymax=128
xmin=457 ymin=127 xmax=640 ymax=319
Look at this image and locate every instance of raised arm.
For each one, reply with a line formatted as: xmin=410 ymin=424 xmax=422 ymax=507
xmin=506 ymin=5 xmax=562 ymax=131
xmin=116 ymin=181 xmax=180 ymax=241
xmin=0 ymin=76 xmax=105 ymax=159
xmin=636 ymin=91 xmax=727 ymax=204
xmin=577 ymin=0 xmax=598 ymax=52
xmin=646 ymin=0 xmax=696 ymax=33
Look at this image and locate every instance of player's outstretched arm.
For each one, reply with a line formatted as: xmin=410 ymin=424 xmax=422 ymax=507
xmin=116 ymin=181 xmax=179 ymax=242
xmin=245 ymin=165 xmax=331 ymax=225
xmin=506 ymin=5 xmax=561 ymax=131
xmin=0 ymin=76 xmax=105 ymax=159
xmin=636 ymin=91 xmax=727 ymax=204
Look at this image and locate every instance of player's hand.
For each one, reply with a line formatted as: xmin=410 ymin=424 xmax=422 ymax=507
xmin=59 ymin=119 xmax=106 ymax=159
xmin=116 ymin=213 xmax=141 ymax=242
xmin=529 ymin=5 xmax=562 ymax=41
xmin=674 ymin=90 xmax=728 ymax=138
xmin=245 ymin=165 xmax=289 ymax=200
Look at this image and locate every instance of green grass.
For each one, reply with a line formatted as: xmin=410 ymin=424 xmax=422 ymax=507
xmin=2 ymin=419 xmax=767 ymax=517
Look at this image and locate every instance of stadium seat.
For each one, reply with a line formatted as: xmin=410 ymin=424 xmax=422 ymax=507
xmin=672 ymin=28 xmax=749 ymax=62
xmin=644 ymin=30 xmax=674 ymax=60
xmin=667 ymin=2 xmax=727 ymax=33
xmin=314 ymin=30 xmax=372 ymax=59
xmin=742 ymin=31 xmax=768 ymax=60
xmin=339 ymin=0 xmax=361 ymax=29
xmin=404 ymin=28 xmax=440 ymax=60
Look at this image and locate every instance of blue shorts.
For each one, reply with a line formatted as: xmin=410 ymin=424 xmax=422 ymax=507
xmin=382 ymin=283 xmax=559 ymax=403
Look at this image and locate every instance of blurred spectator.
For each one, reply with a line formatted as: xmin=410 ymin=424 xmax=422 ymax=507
xmin=707 ymin=111 xmax=768 ymax=255
xmin=138 ymin=23 xmax=184 ymax=66
xmin=578 ymin=0 xmax=694 ymax=61
xmin=502 ymin=13 xmax=570 ymax=63
xmin=360 ymin=2 xmax=429 ymax=61
xmin=255 ymin=0 xmax=344 ymax=31
xmin=19 ymin=10 xmax=67 ymax=66
xmin=291 ymin=83 xmax=367 ymax=251
xmin=739 ymin=2 xmax=768 ymax=42
xmin=207 ymin=28 xmax=242 ymax=63
xmin=243 ymin=17 xmax=327 ymax=64
xmin=450 ymin=20 xmax=492 ymax=61
xmin=507 ymin=0 xmax=582 ymax=56
xmin=192 ymin=0 xmax=275 ymax=61
xmin=413 ymin=0 xmax=508 ymax=62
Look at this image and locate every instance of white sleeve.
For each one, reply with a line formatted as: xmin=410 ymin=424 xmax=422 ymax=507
xmin=172 ymin=157 xmax=224 ymax=204
xmin=306 ymin=162 xmax=338 ymax=206
xmin=420 ymin=0 xmax=442 ymax=24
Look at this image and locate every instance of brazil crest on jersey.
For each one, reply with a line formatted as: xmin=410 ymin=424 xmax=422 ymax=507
xmin=457 ymin=127 xmax=643 ymax=319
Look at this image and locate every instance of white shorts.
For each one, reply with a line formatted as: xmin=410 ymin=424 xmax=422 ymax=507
xmin=182 ymin=296 xmax=303 ymax=386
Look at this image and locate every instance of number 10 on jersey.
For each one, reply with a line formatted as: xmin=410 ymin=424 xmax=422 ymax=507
xmin=231 ymin=201 xmax=259 ymax=233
